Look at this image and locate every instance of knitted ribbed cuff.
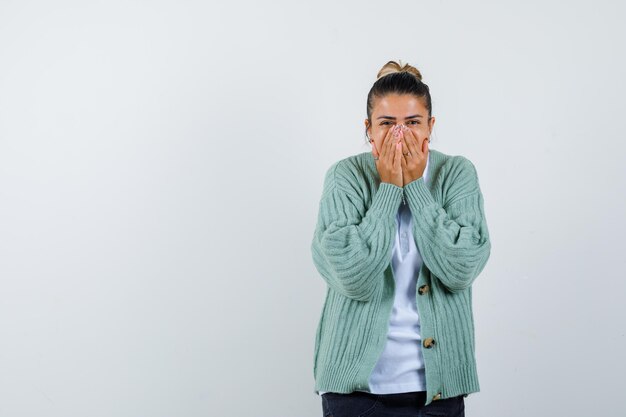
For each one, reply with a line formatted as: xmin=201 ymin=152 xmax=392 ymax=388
xmin=370 ymin=182 xmax=403 ymax=216
xmin=404 ymin=177 xmax=436 ymax=209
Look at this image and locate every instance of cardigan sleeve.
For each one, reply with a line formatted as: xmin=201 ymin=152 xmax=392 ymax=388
xmin=311 ymin=161 xmax=403 ymax=302
xmin=403 ymin=156 xmax=491 ymax=293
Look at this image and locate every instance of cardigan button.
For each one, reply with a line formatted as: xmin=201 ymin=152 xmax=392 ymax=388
xmin=418 ymin=284 xmax=430 ymax=295
xmin=433 ymin=392 xmax=442 ymax=401
xmin=423 ymin=338 xmax=435 ymax=348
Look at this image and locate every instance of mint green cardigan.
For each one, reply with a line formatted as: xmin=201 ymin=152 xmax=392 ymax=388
xmin=310 ymin=148 xmax=491 ymax=406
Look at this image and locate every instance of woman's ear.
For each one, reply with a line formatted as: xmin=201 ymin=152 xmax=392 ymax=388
xmin=428 ymin=116 xmax=435 ymax=135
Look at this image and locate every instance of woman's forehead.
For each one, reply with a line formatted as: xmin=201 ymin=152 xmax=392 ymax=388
xmin=373 ymin=94 xmax=427 ymax=114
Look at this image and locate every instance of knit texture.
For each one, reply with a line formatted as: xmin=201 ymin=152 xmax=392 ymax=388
xmin=310 ymin=148 xmax=491 ymax=406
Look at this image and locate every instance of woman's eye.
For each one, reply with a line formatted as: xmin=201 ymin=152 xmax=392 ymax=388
xmin=408 ymin=120 xmax=420 ymax=125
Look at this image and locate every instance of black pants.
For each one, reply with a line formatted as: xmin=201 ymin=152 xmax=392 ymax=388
xmin=321 ymin=390 xmax=465 ymax=417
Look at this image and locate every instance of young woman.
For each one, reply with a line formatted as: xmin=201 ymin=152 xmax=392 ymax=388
xmin=311 ymin=60 xmax=491 ymax=417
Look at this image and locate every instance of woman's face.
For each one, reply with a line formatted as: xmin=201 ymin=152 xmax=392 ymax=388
xmin=365 ymin=93 xmax=435 ymax=154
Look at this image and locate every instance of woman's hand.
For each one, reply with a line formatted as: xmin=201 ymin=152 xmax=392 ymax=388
xmin=371 ymin=124 xmax=403 ymax=187
xmin=399 ymin=124 xmax=429 ymax=186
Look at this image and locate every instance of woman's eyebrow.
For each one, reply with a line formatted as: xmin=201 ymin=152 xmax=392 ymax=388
xmin=376 ymin=114 xmax=423 ymax=120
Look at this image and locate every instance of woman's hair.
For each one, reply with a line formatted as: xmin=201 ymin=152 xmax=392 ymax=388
xmin=365 ymin=60 xmax=432 ymax=142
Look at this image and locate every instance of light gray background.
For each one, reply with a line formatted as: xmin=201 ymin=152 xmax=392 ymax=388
xmin=1 ymin=1 xmax=624 ymax=416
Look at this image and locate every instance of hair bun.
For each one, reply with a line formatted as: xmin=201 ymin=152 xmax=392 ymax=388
xmin=376 ymin=59 xmax=423 ymax=81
